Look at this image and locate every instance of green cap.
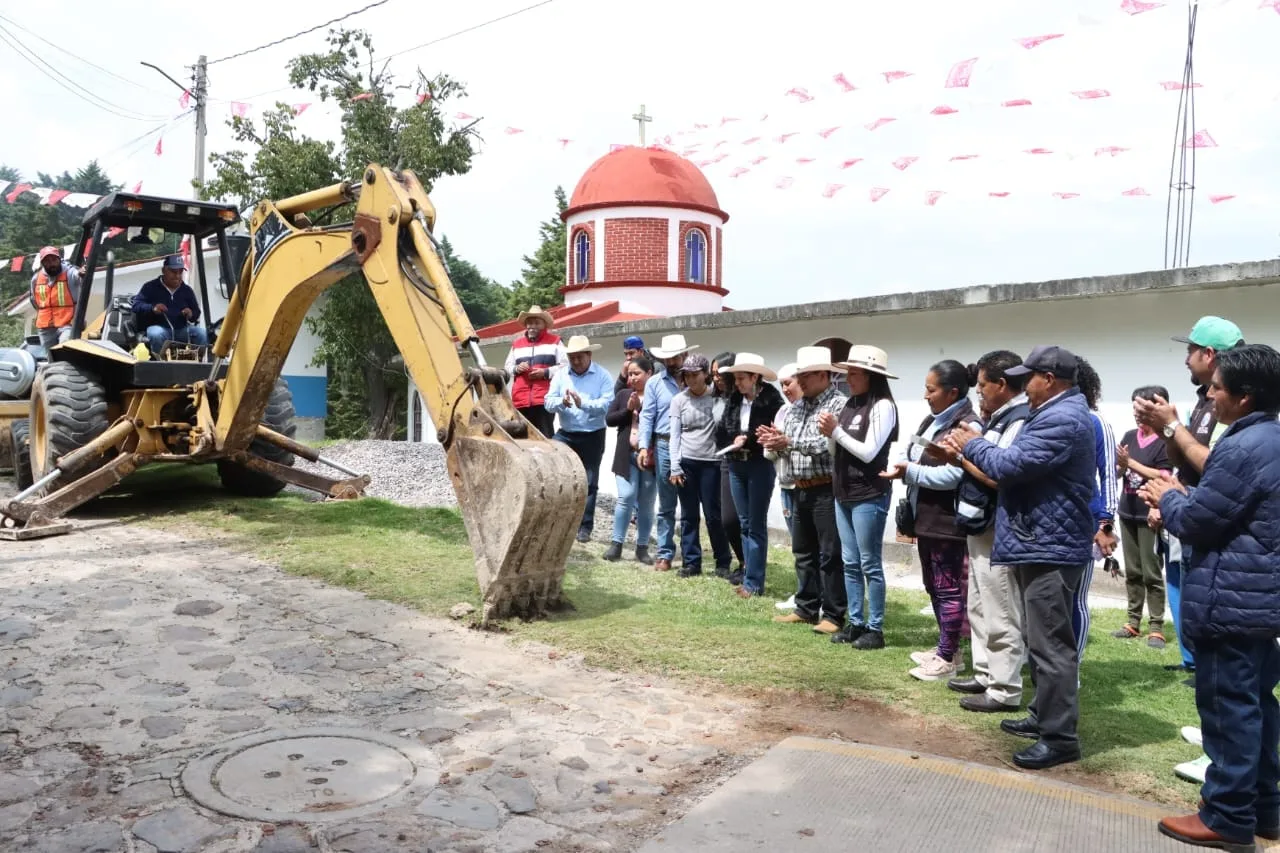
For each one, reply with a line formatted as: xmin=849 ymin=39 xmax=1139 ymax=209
xmin=1172 ymin=316 xmax=1243 ymax=351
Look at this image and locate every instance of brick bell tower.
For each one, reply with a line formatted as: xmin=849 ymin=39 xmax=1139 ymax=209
xmin=560 ymin=143 xmax=730 ymax=318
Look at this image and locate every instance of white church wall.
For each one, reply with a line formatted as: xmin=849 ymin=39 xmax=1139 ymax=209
xmin=471 ymin=275 xmax=1280 ymax=538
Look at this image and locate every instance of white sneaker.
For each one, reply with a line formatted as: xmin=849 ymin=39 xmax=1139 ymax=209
xmin=910 ymin=648 xmax=939 ymax=666
xmin=910 ymin=655 xmax=960 ymax=682
xmin=775 ymin=595 xmax=796 ymax=612
xmin=1181 ymin=726 xmax=1203 ymax=747
xmin=1175 ymin=754 xmax=1211 ymax=784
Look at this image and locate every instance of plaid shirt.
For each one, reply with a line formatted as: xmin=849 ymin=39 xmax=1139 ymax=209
xmin=781 ymin=384 xmax=848 ymax=482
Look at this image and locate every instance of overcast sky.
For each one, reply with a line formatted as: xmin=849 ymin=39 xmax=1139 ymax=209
xmin=2 ymin=0 xmax=1277 ymax=309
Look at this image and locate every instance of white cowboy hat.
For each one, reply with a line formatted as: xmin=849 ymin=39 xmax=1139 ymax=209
xmin=517 ymin=305 xmax=555 ymax=328
xmin=794 ymin=346 xmax=846 ymax=375
xmin=650 ymin=334 xmax=699 ymax=359
xmin=564 ymin=335 xmax=601 ymax=354
xmin=719 ymin=352 xmax=777 ymax=382
xmin=776 ymin=362 xmax=798 ymax=381
xmin=837 ymin=345 xmax=898 ymax=379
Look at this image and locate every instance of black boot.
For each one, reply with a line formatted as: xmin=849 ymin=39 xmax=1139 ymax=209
xmin=603 ymin=541 xmax=623 ymax=561
xmin=852 ymin=630 xmax=885 ymax=650
xmin=830 ymin=623 xmax=866 ymax=645
xmin=635 ymin=546 xmax=652 ymax=565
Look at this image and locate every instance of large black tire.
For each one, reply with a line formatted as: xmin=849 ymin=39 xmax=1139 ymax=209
xmin=217 ymin=378 xmax=298 ymax=497
xmin=29 ymin=362 xmax=110 ymax=484
xmin=10 ymin=418 xmax=33 ymax=491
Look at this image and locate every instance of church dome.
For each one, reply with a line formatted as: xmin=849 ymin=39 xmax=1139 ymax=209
xmin=564 ymin=146 xmax=728 ymax=222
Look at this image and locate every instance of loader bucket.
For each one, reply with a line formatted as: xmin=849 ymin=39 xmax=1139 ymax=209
xmin=445 ymin=434 xmax=588 ymax=623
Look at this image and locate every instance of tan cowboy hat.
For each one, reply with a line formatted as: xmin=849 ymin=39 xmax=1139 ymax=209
xmin=837 ymin=344 xmax=898 ymax=379
xmin=719 ymin=351 xmax=777 ymax=382
xmin=794 ymin=346 xmax=846 ymax=375
xmin=650 ymin=333 xmax=700 ymax=359
xmin=564 ymin=335 xmax=601 ymax=354
xmin=517 ymin=305 xmax=555 ymax=328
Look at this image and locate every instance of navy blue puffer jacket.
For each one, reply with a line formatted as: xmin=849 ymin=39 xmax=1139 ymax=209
xmin=1160 ymin=411 xmax=1280 ymax=641
xmin=962 ymin=387 xmax=1097 ymax=567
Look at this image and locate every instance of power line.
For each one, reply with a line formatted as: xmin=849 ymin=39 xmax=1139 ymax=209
xmin=0 ymin=22 xmax=169 ymax=121
xmin=382 ymin=0 xmax=558 ymax=61
xmin=0 ymin=12 xmax=174 ymax=98
xmin=208 ymin=0 xmax=392 ymax=66
xmin=220 ymin=0 xmax=560 ymax=105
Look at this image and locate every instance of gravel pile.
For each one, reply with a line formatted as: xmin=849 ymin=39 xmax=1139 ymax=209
xmin=283 ymin=439 xmax=623 ymax=529
xmin=285 ymin=440 xmax=459 ymax=508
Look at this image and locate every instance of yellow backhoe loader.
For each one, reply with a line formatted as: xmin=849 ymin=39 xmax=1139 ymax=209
xmin=0 ymin=166 xmax=587 ymax=622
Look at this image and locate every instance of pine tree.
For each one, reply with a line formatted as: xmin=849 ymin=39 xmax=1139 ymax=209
xmin=506 ymin=186 xmax=567 ymax=315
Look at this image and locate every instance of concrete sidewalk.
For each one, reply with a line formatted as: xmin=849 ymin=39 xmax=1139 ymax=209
xmin=639 ymin=736 xmax=1280 ymax=853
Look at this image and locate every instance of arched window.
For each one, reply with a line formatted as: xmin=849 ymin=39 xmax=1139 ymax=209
xmin=685 ymin=228 xmax=707 ymax=284
xmin=574 ymin=230 xmax=591 ymax=283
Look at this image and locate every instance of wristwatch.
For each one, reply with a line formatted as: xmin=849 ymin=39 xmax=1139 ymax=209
xmin=1162 ymin=420 xmax=1178 ymax=439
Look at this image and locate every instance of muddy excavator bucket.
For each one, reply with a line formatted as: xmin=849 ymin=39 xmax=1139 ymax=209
xmin=445 ymin=433 xmax=588 ymax=623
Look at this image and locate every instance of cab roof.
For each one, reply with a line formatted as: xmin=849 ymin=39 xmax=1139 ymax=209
xmin=81 ymin=192 xmax=240 ymax=239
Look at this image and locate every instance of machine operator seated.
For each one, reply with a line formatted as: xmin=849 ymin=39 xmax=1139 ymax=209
xmin=131 ymin=254 xmax=209 ymax=356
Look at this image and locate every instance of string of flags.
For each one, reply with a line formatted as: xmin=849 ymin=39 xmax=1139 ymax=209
xmin=0 ymin=181 xmax=154 ymax=274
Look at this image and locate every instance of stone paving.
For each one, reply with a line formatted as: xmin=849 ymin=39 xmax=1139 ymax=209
xmin=0 ymin=518 xmax=760 ymax=852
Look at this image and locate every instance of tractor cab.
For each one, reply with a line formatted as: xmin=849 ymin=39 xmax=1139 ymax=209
xmin=65 ymin=191 xmax=251 ymax=388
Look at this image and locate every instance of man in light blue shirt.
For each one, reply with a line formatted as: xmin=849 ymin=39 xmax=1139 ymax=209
xmin=545 ymin=335 xmax=615 ymax=542
xmin=637 ymin=334 xmax=699 ymax=570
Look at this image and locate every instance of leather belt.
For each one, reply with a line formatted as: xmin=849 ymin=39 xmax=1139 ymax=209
xmin=794 ymin=476 xmax=833 ymax=489
xmin=654 ymin=433 xmax=670 ymax=441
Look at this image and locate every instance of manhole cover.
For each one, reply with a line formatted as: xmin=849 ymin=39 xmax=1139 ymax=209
xmin=181 ymin=727 xmax=440 ymax=822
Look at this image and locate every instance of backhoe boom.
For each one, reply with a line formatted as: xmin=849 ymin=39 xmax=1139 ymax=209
xmin=212 ymin=166 xmax=588 ymax=620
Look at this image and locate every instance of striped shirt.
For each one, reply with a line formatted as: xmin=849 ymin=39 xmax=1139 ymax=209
xmin=781 ymin=384 xmax=848 ymax=482
xmin=1090 ymin=411 xmax=1118 ymax=522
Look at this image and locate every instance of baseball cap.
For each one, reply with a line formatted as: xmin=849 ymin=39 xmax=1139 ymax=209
xmin=162 ymin=254 xmax=186 ymax=270
xmin=623 ymin=335 xmax=645 ymax=350
xmin=37 ymin=246 xmax=60 ymax=262
xmin=1005 ymin=345 xmax=1079 ymax=380
xmin=679 ymin=353 xmax=711 ymax=374
xmin=1172 ymin=316 xmax=1243 ymax=351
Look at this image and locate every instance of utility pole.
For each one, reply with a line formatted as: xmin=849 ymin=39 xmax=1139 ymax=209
xmin=191 ymin=55 xmax=208 ymax=192
xmin=141 ymin=56 xmax=209 ymax=294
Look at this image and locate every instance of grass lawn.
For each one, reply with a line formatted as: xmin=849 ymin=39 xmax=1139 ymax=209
xmin=114 ymin=465 xmax=1208 ymax=808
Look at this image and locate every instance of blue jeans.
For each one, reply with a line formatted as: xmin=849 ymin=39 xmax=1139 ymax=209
xmin=145 ymin=321 xmax=208 ymax=354
xmin=654 ymin=440 xmax=678 ymax=561
xmin=611 ymin=454 xmax=656 ymax=547
xmin=834 ymin=493 xmax=890 ymax=631
xmin=553 ymin=429 xmax=606 ymax=533
xmin=1164 ymin=558 xmax=1195 ymax=667
xmin=1195 ymin=635 xmax=1280 ymax=842
xmin=676 ymin=457 xmax=732 ymax=572
xmin=780 ymin=488 xmax=795 ymax=538
xmin=728 ymin=456 xmax=775 ymax=593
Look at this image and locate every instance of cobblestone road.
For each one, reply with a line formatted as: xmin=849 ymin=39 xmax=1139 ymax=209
xmin=0 ymin=518 xmax=759 ymax=852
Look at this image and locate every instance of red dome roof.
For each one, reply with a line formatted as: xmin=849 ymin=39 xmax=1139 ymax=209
xmin=564 ymin=146 xmax=728 ymax=222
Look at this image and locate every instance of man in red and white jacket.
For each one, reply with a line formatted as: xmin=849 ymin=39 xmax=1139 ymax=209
xmin=504 ymin=305 xmax=567 ymax=437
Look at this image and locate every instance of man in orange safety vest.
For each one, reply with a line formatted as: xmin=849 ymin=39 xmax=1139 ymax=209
xmin=29 ymin=246 xmax=82 ymax=351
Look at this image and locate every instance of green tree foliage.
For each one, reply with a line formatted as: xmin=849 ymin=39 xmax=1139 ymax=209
xmin=0 ymin=161 xmax=171 ymax=346
xmin=506 ymin=186 xmax=567 ymax=316
xmin=437 ymin=236 xmax=507 ymax=329
xmin=201 ymin=28 xmax=489 ymax=440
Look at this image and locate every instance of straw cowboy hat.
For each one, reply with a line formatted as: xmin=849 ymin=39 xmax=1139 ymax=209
xmin=517 ymin=305 xmax=555 ymax=328
xmin=793 ymin=346 xmax=846 ymax=374
xmin=719 ymin=351 xmax=777 ymax=382
xmin=564 ymin=335 xmax=601 ymax=354
xmin=650 ymin=333 xmax=700 ymax=358
xmin=837 ymin=344 xmax=898 ymax=379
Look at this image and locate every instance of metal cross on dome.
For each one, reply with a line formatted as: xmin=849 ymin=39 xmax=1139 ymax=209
xmin=632 ymin=104 xmax=652 ymax=146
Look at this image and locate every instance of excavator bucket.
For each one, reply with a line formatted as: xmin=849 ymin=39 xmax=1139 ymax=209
xmin=445 ymin=434 xmax=588 ymax=623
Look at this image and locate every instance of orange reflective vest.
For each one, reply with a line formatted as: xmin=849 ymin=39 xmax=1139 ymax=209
xmin=32 ymin=268 xmax=76 ymax=330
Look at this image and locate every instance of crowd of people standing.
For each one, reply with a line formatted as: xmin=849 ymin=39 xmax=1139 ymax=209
xmin=503 ymin=305 xmax=1280 ymax=853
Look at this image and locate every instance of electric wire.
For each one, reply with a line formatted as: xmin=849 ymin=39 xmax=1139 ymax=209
xmin=219 ymin=0 xmax=559 ymax=105
xmin=0 ymin=12 xmax=175 ymax=98
xmin=0 ymin=22 xmax=169 ymax=121
xmin=207 ymin=0 xmax=392 ymax=66
xmin=1163 ymin=0 xmax=1199 ymax=269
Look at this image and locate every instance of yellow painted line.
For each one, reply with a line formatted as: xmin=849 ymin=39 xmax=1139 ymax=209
xmin=779 ymin=735 xmax=1280 ymax=847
